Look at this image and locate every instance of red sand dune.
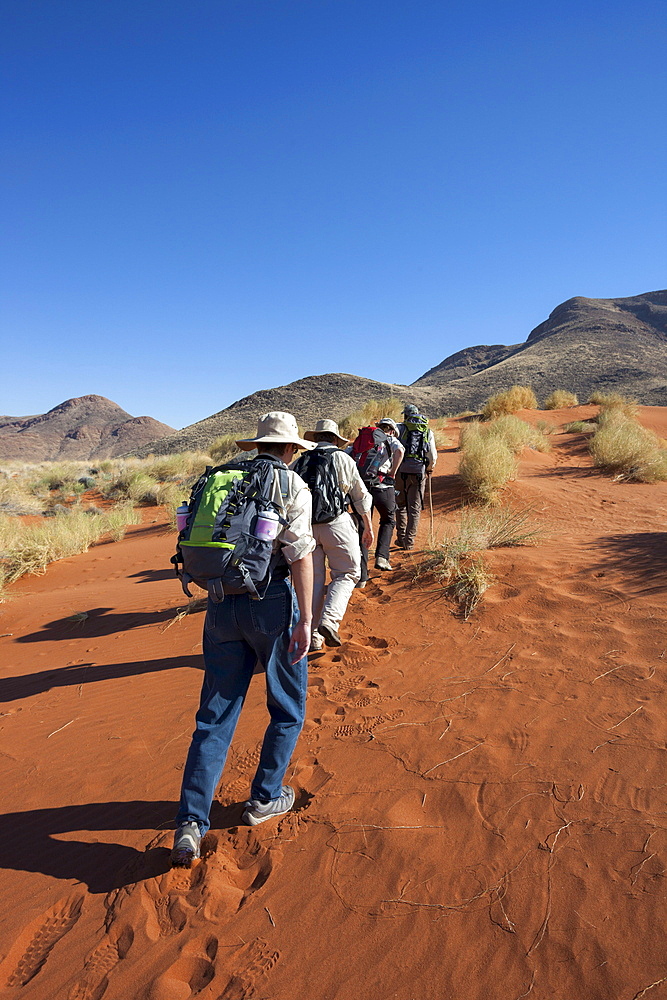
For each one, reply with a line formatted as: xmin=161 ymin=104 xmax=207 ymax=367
xmin=0 ymin=407 xmax=666 ymax=1000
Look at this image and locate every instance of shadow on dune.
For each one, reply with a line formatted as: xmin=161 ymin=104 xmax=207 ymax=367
xmin=0 ymin=799 xmax=244 ymax=893
xmin=0 ymin=654 xmax=204 ymax=703
xmin=429 ymin=472 xmax=468 ymax=514
xmin=17 ymin=605 xmax=195 ymax=642
xmin=129 ymin=568 xmax=178 ymax=583
xmin=591 ymin=531 xmax=667 ymax=594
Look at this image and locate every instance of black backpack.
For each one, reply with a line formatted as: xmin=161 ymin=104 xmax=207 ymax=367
xmin=400 ymin=414 xmax=430 ymax=467
xmin=171 ymin=456 xmax=289 ymax=602
xmin=293 ymin=448 xmax=346 ymax=524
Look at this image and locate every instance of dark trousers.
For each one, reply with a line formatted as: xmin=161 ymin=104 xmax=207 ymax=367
xmin=396 ymin=472 xmax=425 ymax=549
xmin=355 ymin=484 xmax=396 ymax=581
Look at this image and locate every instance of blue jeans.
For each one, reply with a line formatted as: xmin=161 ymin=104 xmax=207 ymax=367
xmin=176 ymin=579 xmax=307 ymax=834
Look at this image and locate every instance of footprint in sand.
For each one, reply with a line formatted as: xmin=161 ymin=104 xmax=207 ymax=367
xmin=68 ymin=939 xmax=123 ymax=1000
xmin=0 ymin=894 xmax=84 ymax=988
xmin=147 ymin=953 xmax=216 ymax=1000
xmin=218 ymin=938 xmax=280 ymax=1000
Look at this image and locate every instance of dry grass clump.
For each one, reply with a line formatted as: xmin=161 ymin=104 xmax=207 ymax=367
xmin=589 ymin=410 xmax=667 ymax=482
xmin=0 ymin=504 xmax=140 ymax=587
xmin=458 ymin=416 xmax=550 ymax=502
xmin=543 ymin=389 xmax=578 ymax=409
xmin=485 ymin=415 xmax=551 ymax=454
xmin=209 ymin=433 xmax=249 ymax=465
xmin=141 ymin=452 xmax=211 ymax=481
xmin=0 ymin=475 xmax=44 ymax=516
xmin=458 ymin=424 xmax=517 ymax=502
xmin=413 ymin=504 xmax=539 ymax=617
xmin=481 ymin=385 xmax=538 ymax=419
xmin=589 ymin=390 xmax=638 ymax=418
xmin=564 ymin=420 xmax=597 ymax=434
xmin=338 ymin=397 xmax=404 ymax=439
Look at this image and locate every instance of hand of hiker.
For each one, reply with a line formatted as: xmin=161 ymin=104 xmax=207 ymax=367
xmin=362 ymin=526 xmax=374 ymax=549
xmin=289 ymin=620 xmax=311 ymax=664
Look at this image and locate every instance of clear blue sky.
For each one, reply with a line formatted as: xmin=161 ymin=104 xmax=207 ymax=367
xmin=2 ymin=0 xmax=666 ymax=429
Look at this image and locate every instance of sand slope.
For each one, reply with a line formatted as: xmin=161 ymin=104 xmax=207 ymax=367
xmin=1 ymin=408 xmax=666 ymax=1000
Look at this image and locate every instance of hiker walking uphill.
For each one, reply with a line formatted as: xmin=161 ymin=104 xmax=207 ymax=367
xmin=293 ymin=419 xmax=373 ymax=650
xmin=171 ymin=412 xmax=316 ymax=867
xmin=395 ymin=404 xmax=438 ymax=551
xmin=348 ymin=416 xmax=405 ymax=581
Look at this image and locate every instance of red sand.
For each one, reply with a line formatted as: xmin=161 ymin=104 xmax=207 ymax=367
xmin=1 ymin=407 xmax=666 ymax=1000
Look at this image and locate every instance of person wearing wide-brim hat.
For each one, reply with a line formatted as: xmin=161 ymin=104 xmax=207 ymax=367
xmin=173 ymin=411 xmax=316 ymax=864
xmin=293 ymin=419 xmax=374 ymax=650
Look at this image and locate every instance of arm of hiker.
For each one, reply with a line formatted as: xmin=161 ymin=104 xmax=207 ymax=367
xmin=289 ymin=553 xmax=313 ymax=664
xmin=426 ymin=430 xmax=438 ymax=473
xmin=361 ymin=511 xmax=374 ymax=550
xmin=389 ymin=437 xmax=405 ymax=478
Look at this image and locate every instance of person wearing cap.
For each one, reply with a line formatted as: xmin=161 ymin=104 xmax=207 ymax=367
xmin=172 ymin=412 xmax=316 ymax=866
xmin=294 ymin=419 xmax=373 ymax=649
xmin=353 ymin=416 xmax=406 ymax=579
xmin=395 ymin=404 xmax=438 ymax=551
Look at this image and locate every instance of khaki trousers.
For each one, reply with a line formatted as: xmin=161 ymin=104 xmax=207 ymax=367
xmin=312 ymin=513 xmax=361 ymax=631
xmin=396 ymin=472 xmax=425 ymax=549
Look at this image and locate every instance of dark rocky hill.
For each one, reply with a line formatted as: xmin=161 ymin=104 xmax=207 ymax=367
xmin=412 ymin=290 xmax=667 ymax=410
xmin=0 ymin=395 xmax=175 ymax=462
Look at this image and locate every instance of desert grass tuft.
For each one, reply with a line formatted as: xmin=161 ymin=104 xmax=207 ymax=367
xmin=430 ymin=416 xmax=452 ymax=448
xmin=543 ymin=389 xmax=578 ymax=409
xmin=588 ymin=390 xmax=638 ymax=418
xmin=0 ymin=504 xmax=141 ymax=585
xmin=564 ymin=420 xmax=597 ymax=434
xmin=481 ymin=385 xmax=537 ymax=419
xmin=484 ymin=415 xmax=551 ymax=454
xmin=338 ymin=397 xmax=404 ymax=440
xmin=589 ymin=410 xmax=667 ymax=482
xmin=458 ymin=424 xmax=517 ymax=502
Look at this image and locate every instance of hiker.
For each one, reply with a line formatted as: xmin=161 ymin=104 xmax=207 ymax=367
xmin=395 ymin=404 xmax=438 ymax=551
xmin=171 ymin=412 xmax=316 ymax=866
xmin=348 ymin=416 xmax=405 ymax=581
xmin=293 ymin=419 xmax=373 ymax=649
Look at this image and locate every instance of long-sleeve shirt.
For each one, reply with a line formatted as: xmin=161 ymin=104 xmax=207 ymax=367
xmin=258 ymin=456 xmax=316 ymax=564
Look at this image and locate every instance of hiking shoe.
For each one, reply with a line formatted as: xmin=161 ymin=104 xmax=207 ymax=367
xmin=375 ymin=557 xmax=392 ymax=571
xmin=171 ymin=821 xmax=201 ymax=867
xmin=318 ymin=622 xmax=342 ymax=647
xmin=355 ymin=580 xmax=367 ymax=589
xmin=310 ymin=631 xmax=324 ymax=652
xmin=242 ymin=786 xmax=295 ymax=826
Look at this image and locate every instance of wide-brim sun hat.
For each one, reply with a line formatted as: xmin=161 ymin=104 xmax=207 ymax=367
xmin=304 ymin=418 xmax=349 ymax=448
xmin=236 ymin=411 xmax=314 ymax=451
xmin=378 ymin=417 xmax=399 ymax=434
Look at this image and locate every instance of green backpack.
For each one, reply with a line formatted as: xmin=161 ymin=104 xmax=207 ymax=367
xmin=171 ymin=456 xmax=289 ymax=602
xmin=400 ymin=414 xmax=430 ymax=465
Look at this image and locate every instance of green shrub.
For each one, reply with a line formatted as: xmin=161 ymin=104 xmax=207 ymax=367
xmin=589 ymin=410 xmax=667 ymax=482
xmin=481 ymin=385 xmax=538 ymax=419
xmin=543 ymin=389 xmax=579 ymax=409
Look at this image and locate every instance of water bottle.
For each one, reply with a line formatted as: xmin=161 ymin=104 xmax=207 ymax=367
xmin=254 ymin=509 xmax=280 ymax=541
xmin=176 ymin=503 xmax=190 ymax=533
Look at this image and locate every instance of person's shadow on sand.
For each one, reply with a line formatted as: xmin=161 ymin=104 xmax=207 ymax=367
xmin=592 ymin=531 xmax=667 ymax=595
xmin=0 ymin=799 xmax=244 ymax=893
xmin=0 ymin=654 xmax=204 ymax=703
xmin=17 ymin=606 xmax=188 ymax=642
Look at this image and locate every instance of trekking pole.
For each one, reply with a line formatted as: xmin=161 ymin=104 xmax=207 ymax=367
xmin=427 ymin=474 xmax=435 ymax=547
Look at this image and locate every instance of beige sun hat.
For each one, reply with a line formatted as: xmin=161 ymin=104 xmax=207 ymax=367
xmin=236 ymin=411 xmax=314 ymax=452
xmin=303 ymin=418 xmax=349 ymax=448
xmin=378 ymin=417 xmax=399 ymax=434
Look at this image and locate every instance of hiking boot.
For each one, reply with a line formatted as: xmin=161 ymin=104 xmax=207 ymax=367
xmin=242 ymin=786 xmax=296 ymax=826
xmin=310 ymin=631 xmax=324 ymax=652
xmin=318 ymin=622 xmax=342 ymax=647
xmin=355 ymin=579 xmax=367 ymax=589
xmin=375 ymin=556 xmax=392 ymax=570
xmin=171 ymin=821 xmax=201 ymax=868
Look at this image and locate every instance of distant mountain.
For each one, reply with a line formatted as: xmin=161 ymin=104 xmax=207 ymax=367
xmin=412 ymin=290 xmax=667 ymax=409
xmin=134 ymin=289 xmax=667 ymax=457
xmin=0 ymin=395 xmax=175 ymax=462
